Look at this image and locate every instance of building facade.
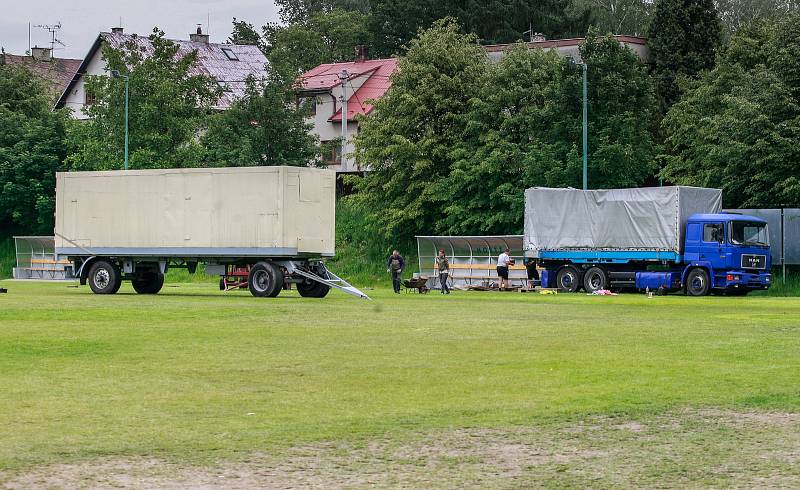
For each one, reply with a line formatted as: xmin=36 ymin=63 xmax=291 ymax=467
xmin=55 ymin=27 xmax=268 ymax=119
xmin=297 ymin=50 xmax=397 ymax=173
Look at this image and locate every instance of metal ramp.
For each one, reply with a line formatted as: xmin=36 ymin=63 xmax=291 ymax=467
xmin=278 ymin=261 xmax=370 ymax=300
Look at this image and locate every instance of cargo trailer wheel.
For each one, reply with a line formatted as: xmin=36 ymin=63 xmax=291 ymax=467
xmin=556 ymin=266 xmax=582 ymax=292
xmin=583 ymin=267 xmax=608 ymax=293
xmin=88 ymin=260 xmax=121 ymax=295
xmin=132 ymin=271 xmax=164 ymax=294
xmin=249 ymin=261 xmax=282 ymax=298
xmin=297 ymin=280 xmax=331 ymax=298
xmin=686 ymin=268 xmax=710 ymax=296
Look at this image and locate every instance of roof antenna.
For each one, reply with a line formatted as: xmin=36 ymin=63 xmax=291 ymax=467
xmin=33 ymin=22 xmax=65 ymax=52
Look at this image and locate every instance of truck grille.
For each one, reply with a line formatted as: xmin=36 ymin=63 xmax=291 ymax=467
xmin=741 ymin=254 xmax=766 ymax=270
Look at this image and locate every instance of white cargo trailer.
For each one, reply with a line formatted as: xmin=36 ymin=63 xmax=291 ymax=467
xmin=54 ymin=166 xmax=368 ymax=298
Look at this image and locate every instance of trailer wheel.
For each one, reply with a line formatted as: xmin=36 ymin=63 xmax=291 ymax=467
xmin=583 ymin=267 xmax=608 ymax=293
xmin=686 ymin=268 xmax=710 ymax=296
xmin=248 ymin=261 xmax=282 ymax=298
xmin=88 ymin=260 xmax=121 ymax=295
xmin=132 ymin=271 xmax=164 ymax=294
xmin=297 ymin=280 xmax=331 ymax=298
xmin=556 ymin=266 xmax=582 ymax=292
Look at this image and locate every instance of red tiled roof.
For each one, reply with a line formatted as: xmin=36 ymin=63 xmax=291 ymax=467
xmin=299 ymin=58 xmax=398 ymax=122
xmin=2 ymin=53 xmax=82 ymax=101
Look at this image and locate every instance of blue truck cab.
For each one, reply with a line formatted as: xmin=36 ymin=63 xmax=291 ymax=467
xmin=538 ymin=212 xmax=772 ymax=296
xmin=681 ymin=213 xmax=772 ymax=295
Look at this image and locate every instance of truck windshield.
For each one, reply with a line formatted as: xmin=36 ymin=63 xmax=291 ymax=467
xmin=730 ymin=221 xmax=769 ymax=247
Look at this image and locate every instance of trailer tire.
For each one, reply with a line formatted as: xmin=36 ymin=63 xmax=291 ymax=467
xmin=132 ymin=271 xmax=164 ymax=294
xmin=297 ymin=280 xmax=331 ymax=298
xmin=686 ymin=268 xmax=710 ymax=296
xmin=88 ymin=260 xmax=121 ymax=295
xmin=583 ymin=267 xmax=608 ymax=293
xmin=556 ymin=265 xmax=582 ymax=292
xmin=248 ymin=261 xmax=282 ymax=298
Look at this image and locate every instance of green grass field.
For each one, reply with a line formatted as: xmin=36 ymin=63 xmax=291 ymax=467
xmin=1 ymin=280 xmax=799 ymax=487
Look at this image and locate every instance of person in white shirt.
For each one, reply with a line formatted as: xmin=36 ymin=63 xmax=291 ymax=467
xmin=496 ymin=248 xmax=512 ymax=289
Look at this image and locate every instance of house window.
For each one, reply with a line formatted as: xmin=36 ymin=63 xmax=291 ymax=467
xmin=221 ymin=47 xmax=239 ymax=61
xmin=297 ymin=96 xmax=317 ymax=115
xmin=85 ymin=89 xmax=97 ymax=106
xmin=321 ymin=142 xmax=341 ymax=165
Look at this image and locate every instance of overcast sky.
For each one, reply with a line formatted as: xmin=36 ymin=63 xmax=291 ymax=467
xmin=1 ymin=0 xmax=280 ymax=59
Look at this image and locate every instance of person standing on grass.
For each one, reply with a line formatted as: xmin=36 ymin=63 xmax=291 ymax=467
xmin=436 ymin=249 xmax=450 ymax=294
xmin=496 ymin=248 xmax=512 ymax=289
xmin=524 ymin=257 xmax=540 ymax=289
xmin=387 ymin=250 xmax=405 ymax=294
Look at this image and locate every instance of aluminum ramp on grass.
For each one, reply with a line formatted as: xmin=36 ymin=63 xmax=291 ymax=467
xmin=279 ymin=261 xmax=370 ymax=299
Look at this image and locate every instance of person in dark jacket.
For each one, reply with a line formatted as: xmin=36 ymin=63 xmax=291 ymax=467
xmin=435 ymin=249 xmax=451 ymax=294
xmin=387 ymin=250 xmax=405 ymax=293
xmin=524 ymin=257 xmax=540 ymax=289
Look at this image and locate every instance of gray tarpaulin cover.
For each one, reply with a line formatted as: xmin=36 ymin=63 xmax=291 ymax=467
xmin=524 ymin=186 xmax=722 ymax=255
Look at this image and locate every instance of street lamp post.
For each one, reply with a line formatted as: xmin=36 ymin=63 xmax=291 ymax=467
xmin=569 ymin=58 xmax=588 ymax=190
xmin=110 ymin=70 xmax=129 ymax=170
xmin=580 ymin=62 xmax=587 ymax=191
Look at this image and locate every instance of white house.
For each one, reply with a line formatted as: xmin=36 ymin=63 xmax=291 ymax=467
xmin=55 ymin=27 xmax=268 ymax=119
xmin=297 ymin=48 xmax=398 ymax=173
xmin=484 ymin=34 xmax=650 ymax=63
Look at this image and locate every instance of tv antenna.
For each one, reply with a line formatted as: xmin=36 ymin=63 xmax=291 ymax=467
xmin=33 ymin=22 xmax=66 ymax=52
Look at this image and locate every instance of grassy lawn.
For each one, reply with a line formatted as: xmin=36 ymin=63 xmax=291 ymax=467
xmin=1 ymin=280 xmax=799 ymax=487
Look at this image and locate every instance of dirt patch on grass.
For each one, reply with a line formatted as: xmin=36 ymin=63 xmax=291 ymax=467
xmin=2 ymin=408 xmax=799 ymax=489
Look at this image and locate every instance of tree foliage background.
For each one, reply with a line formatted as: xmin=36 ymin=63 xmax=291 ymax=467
xmin=351 ymin=22 xmax=658 ymax=240
xmin=0 ymin=65 xmax=68 ymax=234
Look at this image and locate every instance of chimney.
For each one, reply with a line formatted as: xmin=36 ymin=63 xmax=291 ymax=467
xmin=111 ymin=27 xmax=124 ymax=34
xmin=31 ymin=46 xmax=52 ymax=61
xmin=355 ymin=45 xmax=368 ymax=63
xmin=190 ymin=25 xmax=210 ymax=44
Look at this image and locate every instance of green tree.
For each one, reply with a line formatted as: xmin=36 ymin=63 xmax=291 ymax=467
xmin=351 ymin=19 xmax=488 ymax=241
xmin=368 ymin=0 xmax=593 ymax=57
xmin=229 ymin=17 xmax=266 ymax=52
xmin=441 ymin=33 xmax=659 ymax=235
xmin=648 ymin=0 xmax=722 ymax=110
xmin=202 ymin=78 xmax=320 ymax=167
xmin=575 ymin=0 xmax=654 ymax=36
xmin=66 ymin=28 xmax=223 ymax=171
xmin=0 ymin=64 xmax=68 ymax=234
xmin=660 ymin=19 xmax=800 ymax=207
xmin=264 ymin=8 xmax=373 ymax=76
xmin=716 ymin=0 xmax=799 ymax=34
xmin=441 ymin=46 xmax=569 ymax=235
xmin=275 ymin=0 xmax=371 ymax=23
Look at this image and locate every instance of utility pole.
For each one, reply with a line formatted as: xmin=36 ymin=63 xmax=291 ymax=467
xmin=581 ymin=62 xmax=588 ymax=190
xmin=338 ymin=69 xmax=349 ymax=169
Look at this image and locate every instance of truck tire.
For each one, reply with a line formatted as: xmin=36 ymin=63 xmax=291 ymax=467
xmin=297 ymin=280 xmax=331 ymax=298
xmin=248 ymin=261 xmax=282 ymax=298
xmin=132 ymin=271 xmax=164 ymax=294
xmin=88 ymin=260 xmax=121 ymax=295
xmin=583 ymin=267 xmax=608 ymax=293
xmin=686 ymin=268 xmax=710 ymax=296
xmin=556 ymin=265 xmax=582 ymax=292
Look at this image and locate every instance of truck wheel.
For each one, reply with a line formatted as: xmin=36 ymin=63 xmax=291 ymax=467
xmin=686 ymin=268 xmax=710 ymax=296
xmin=88 ymin=260 xmax=121 ymax=295
xmin=132 ymin=271 xmax=164 ymax=294
xmin=248 ymin=261 xmax=282 ymax=298
xmin=583 ymin=267 xmax=608 ymax=293
xmin=556 ymin=266 xmax=582 ymax=292
xmin=297 ymin=280 xmax=331 ymax=298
